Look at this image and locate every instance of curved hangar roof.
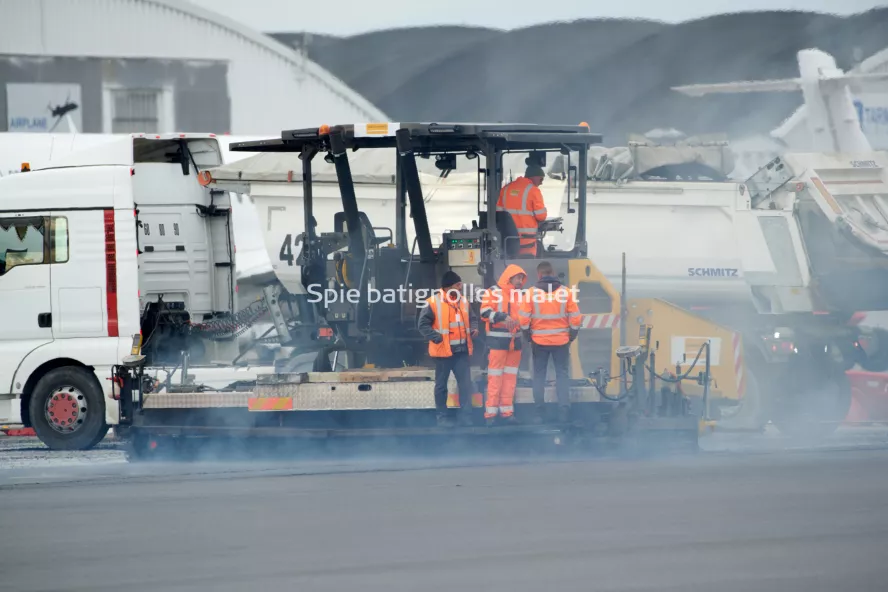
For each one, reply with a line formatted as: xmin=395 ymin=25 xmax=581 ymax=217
xmin=0 ymin=0 xmax=387 ymax=133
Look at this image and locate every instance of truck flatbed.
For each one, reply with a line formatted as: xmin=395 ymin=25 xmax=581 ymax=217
xmin=137 ymin=369 xmax=605 ymax=411
xmin=121 ymin=368 xmax=699 ymax=459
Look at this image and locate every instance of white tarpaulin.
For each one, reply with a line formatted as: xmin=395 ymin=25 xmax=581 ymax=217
xmin=208 ymin=149 xmax=554 ymax=185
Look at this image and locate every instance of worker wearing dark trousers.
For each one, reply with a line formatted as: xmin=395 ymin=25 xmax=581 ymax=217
xmin=519 ymin=261 xmax=582 ymax=424
xmin=418 ymin=271 xmax=479 ymax=427
xmin=530 ymin=343 xmax=572 ymax=423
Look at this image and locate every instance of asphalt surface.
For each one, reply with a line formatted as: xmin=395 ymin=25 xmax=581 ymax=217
xmin=1 ymin=429 xmax=888 ymax=592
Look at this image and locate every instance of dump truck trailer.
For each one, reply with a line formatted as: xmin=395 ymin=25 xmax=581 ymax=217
xmin=205 ymin=127 xmax=880 ymax=437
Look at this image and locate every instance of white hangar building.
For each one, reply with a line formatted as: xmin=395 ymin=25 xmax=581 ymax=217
xmin=0 ymin=0 xmax=387 ymax=135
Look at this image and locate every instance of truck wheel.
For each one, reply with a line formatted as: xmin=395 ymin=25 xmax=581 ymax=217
xmin=715 ymin=368 xmax=768 ymax=431
xmin=772 ymin=374 xmax=851 ymax=441
xmin=28 ymin=367 xmax=109 ymax=451
xmin=860 ymin=328 xmax=888 ymax=372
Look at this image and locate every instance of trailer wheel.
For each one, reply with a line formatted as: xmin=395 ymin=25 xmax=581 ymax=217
xmin=28 ymin=367 xmax=109 ymax=451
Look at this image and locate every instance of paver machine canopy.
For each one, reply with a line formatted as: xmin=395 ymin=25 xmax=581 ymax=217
xmin=230 ymin=122 xmax=603 ymax=368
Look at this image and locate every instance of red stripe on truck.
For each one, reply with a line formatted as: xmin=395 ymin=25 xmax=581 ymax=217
xmin=103 ymin=209 xmax=119 ymax=337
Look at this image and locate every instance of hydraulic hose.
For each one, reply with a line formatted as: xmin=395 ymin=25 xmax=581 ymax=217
xmin=646 ymin=342 xmax=708 ymax=383
xmin=586 ymin=341 xmax=709 ymax=402
xmin=190 ymin=298 xmax=269 ymax=340
xmin=586 ymin=369 xmax=630 ymax=402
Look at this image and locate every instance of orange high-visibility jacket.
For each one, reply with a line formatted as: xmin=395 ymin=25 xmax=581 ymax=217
xmin=480 ymin=264 xmax=527 ymax=351
xmin=497 ymin=177 xmax=547 ymax=250
xmin=518 ymin=281 xmax=582 ymax=346
xmin=422 ymin=290 xmax=474 ymax=357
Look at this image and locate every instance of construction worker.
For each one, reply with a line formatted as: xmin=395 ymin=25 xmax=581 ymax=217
xmin=418 ymin=271 xmax=479 ymax=427
xmin=497 ymin=163 xmax=548 ymax=256
xmin=480 ymin=264 xmax=528 ymax=426
xmin=519 ymin=261 xmax=582 ymax=424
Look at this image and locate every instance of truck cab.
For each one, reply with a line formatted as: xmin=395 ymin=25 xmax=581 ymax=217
xmin=0 ymin=134 xmax=241 ymax=449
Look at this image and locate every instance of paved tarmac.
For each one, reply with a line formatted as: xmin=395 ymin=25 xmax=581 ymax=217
xmin=1 ymin=429 xmax=888 ymax=591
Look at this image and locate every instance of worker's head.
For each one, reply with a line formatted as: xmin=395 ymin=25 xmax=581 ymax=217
xmin=441 ymin=270 xmax=463 ymax=298
xmin=510 ymin=273 xmax=526 ymax=288
xmin=537 ymin=261 xmax=554 ymax=279
xmin=525 ymin=163 xmax=545 ymax=186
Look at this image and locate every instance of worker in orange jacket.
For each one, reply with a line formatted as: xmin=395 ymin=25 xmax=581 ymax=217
xmin=497 ymin=163 xmax=548 ymax=256
xmin=519 ymin=261 xmax=582 ymax=424
xmin=417 ymin=271 xmax=479 ymax=427
xmin=480 ymin=264 xmax=528 ymax=426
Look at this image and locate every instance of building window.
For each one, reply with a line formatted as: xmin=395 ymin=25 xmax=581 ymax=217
xmin=0 ymin=216 xmax=69 ymax=276
xmin=110 ymin=89 xmax=161 ymax=133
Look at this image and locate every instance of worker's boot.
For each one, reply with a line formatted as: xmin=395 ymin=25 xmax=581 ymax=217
xmin=437 ymin=413 xmax=456 ymax=428
xmin=485 ymin=416 xmax=498 ymax=427
xmin=501 ymin=415 xmax=519 ymax=426
xmin=558 ymin=405 xmax=571 ymax=424
xmin=530 ymin=406 xmax=545 ymax=425
xmin=458 ymin=411 xmax=475 ymax=427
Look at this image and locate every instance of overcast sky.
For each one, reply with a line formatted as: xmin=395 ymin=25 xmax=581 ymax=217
xmin=189 ymin=0 xmax=885 ymax=36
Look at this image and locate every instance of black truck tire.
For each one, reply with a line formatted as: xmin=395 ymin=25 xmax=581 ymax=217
xmin=860 ymin=328 xmax=888 ymax=373
xmin=28 ymin=367 xmax=109 ymax=451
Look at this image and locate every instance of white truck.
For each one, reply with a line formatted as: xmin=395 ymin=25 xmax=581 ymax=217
xmin=0 ymin=134 xmax=281 ymax=448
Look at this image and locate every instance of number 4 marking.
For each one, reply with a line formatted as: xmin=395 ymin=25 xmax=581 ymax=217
xmin=279 ymin=234 xmax=294 ymax=266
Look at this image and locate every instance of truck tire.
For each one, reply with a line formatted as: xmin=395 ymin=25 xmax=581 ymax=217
xmin=715 ymin=368 xmax=768 ymax=432
xmin=860 ymin=328 xmax=888 ymax=373
xmin=28 ymin=367 xmax=109 ymax=451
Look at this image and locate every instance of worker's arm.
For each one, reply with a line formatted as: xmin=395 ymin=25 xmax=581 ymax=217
xmin=491 ymin=311 xmax=509 ymax=323
xmin=529 ymin=187 xmax=547 ymax=222
xmin=480 ymin=290 xmax=510 ymax=324
xmin=417 ymin=304 xmax=443 ymax=343
xmin=479 ymin=291 xmax=495 ymax=322
xmin=518 ymin=296 xmax=533 ymax=332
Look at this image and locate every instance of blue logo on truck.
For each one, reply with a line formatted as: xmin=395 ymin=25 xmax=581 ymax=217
xmin=688 ymin=268 xmax=739 ymax=277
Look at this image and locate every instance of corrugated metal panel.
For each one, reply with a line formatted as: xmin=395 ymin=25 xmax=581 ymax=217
xmin=0 ymin=0 xmax=387 ymax=133
xmin=111 ymin=89 xmax=159 ymax=133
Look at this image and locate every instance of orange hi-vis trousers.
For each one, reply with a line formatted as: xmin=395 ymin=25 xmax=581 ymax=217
xmin=485 ymin=349 xmax=522 ymax=418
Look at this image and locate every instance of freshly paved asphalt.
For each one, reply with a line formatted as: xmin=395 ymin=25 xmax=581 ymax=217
xmin=1 ymin=431 xmax=888 ymax=592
